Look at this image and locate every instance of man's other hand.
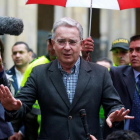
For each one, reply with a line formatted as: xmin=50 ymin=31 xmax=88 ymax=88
xmin=106 ymin=107 xmax=134 ymax=128
xmin=9 ymin=132 xmax=24 ymax=140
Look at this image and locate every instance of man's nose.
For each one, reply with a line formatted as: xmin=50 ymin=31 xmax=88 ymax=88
xmin=16 ymin=52 xmax=20 ymax=57
xmin=64 ymin=42 xmax=71 ymax=49
xmin=131 ymin=50 xmax=137 ymax=56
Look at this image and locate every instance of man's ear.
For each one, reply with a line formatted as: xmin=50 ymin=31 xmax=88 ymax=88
xmin=80 ymin=40 xmax=84 ymax=51
xmin=29 ymin=51 xmax=32 ymax=57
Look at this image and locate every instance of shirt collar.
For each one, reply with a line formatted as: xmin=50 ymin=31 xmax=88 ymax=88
xmin=15 ymin=67 xmax=21 ymax=75
xmin=133 ymin=68 xmax=140 ymax=81
xmin=58 ymin=57 xmax=80 ymax=74
xmin=15 ymin=67 xmax=24 ymax=76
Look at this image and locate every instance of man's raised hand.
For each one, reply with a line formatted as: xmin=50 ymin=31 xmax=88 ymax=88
xmin=0 ymin=85 xmax=22 ymax=111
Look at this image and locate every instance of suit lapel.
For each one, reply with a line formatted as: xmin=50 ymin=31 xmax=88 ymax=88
xmin=123 ymin=67 xmax=135 ymax=101
xmin=70 ymin=59 xmax=91 ymax=111
xmin=49 ymin=60 xmax=71 ymax=109
xmin=12 ymin=74 xmax=18 ymax=92
xmin=8 ymin=66 xmax=18 ymax=93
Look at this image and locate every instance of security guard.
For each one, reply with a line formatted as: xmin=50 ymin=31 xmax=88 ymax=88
xmin=110 ymin=38 xmax=130 ymax=66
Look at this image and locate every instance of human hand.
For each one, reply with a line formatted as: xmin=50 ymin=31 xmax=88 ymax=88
xmin=106 ymin=107 xmax=134 ymax=128
xmin=90 ymin=135 xmax=97 ymax=140
xmin=82 ymin=37 xmax=94 ymax=52
xmin=81 ymin=37 xmax=94 ymax=61
xmin=9 ymin=132 xmax=24 ymax=140
xmin=0 ymin=85 xmax=22 ymax=111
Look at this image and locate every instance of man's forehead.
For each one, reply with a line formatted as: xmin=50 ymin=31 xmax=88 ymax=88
xmin=55 ymin=26 xmax=79 ymax=34
xmin=13 ymin=44 xmax=26 ymax=49
xmin=54 ymin=26 xmax=81 ymax=41
xmin=129 ymin=40 xmax=140 ymax=47
xmin=12 ymin=46 xmax=27 ymax=52
xmin=129 ymin=46 xmax=140 ymax=49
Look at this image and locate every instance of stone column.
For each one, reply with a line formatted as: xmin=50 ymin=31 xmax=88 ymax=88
xmin=100 ymin=9 xmax=110 ymax=57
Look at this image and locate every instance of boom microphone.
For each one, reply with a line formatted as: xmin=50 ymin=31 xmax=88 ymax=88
xmin=79 ymin=109 xmax=91 ymax=140
xmin=0 ymin=16 xmax=24 ymax=36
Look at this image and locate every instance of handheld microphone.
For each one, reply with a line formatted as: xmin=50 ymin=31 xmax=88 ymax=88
xmin=0 ymin=16 xmax=24 ymax=36
xmin=79 ymin=109 xmax=91 ymax=140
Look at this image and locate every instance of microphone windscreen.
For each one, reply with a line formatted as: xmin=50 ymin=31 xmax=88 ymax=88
xmin=0 ymin=16 xmax=24 ymax=36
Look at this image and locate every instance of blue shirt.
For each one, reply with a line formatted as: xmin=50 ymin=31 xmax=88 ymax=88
xmin=133 ymin=69 xmax=140 ymax=82
xmin=58 ymin=57 xmax=80 ymax=104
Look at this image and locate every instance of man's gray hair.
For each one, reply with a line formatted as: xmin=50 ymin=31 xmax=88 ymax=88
xmin=52 ymin=17 xmax=83 ymax=40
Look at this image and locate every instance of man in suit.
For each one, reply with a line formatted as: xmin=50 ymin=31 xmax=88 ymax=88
xmin=0 ymin=17 xmax=133 ymax=140
xmin=100 ymin=38 xmax=130 ymax=138
xmin=109 ymin=35 xmax=140 ymax=136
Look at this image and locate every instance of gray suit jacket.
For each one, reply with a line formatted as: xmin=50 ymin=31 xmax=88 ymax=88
xmin=5 ymin=58 xmax=124 ymax=140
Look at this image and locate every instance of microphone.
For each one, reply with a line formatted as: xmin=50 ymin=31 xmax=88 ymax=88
xmin=79 ymin=109 xmax=91 ymax=140
xmin=0 ymin=16 xmax=24 ymax=36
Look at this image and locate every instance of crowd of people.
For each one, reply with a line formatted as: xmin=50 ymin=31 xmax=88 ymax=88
xmin=0 ymin=17 xmax=140 ymax=140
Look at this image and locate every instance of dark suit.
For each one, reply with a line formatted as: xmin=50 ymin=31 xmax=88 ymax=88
xmin=103 ymin=66 xmax=135 ymax=138
xmin=110 ymin=66 xmax=135 ymax=110
xmin=0 ymin=70 xmax=14 ymax=139
xmin=5 ymin=58 xmax=124 ymax=140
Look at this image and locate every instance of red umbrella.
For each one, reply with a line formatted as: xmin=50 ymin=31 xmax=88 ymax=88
xmin=26 ymin=0 xmax=140 ymax=37
xmin=26 ymin=0 xmax=140 ymax=10
xmin=26 ymin=0 xmax=140 ymax=61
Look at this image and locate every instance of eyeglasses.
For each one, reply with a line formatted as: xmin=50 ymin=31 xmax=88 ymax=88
xmin=54 ymin=39 xmax=82 ymax=47
xmin=129 ymin=47 xmax=140 ymax=53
